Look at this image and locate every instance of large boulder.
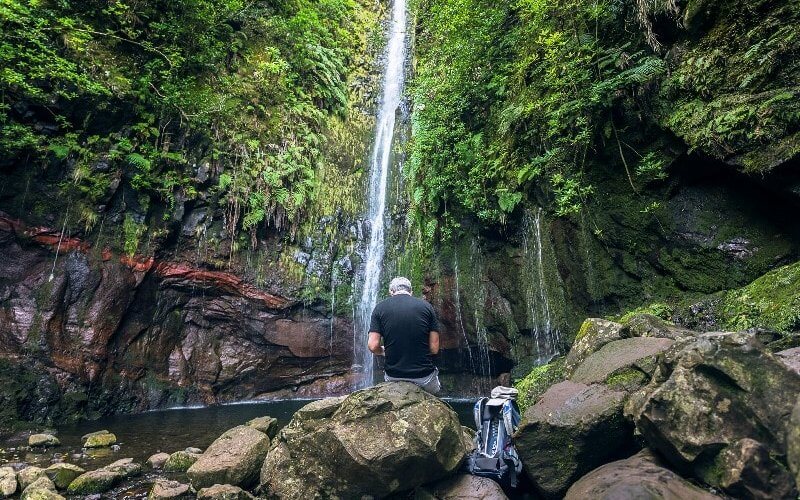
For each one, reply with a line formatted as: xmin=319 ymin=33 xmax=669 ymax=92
xmin=0 ymin=467 xmax=16 ymax=497
xmin=67 ymin=458 xmax=141 ymax=495
xmin=564 ymin=319 xmax=624 ymax=376
xmin=625 ymin=331 xmax=800 ymax=495
xmin=569 ymin=337 xmax=673 ymax=385
xmin=413 ymin=474 xmax=508 ymax=499
xmin=514 ymin=380 xmax=634 ymax=498
xmin=565 ymin=449 xmax=721 ymax=500
xmin=187 ymin=425 xmax=269 ymax=489
xmin=44 ymin=463 xmax=84 ymax=490
xmin=260 ymin=382 xmax=466 ymax=499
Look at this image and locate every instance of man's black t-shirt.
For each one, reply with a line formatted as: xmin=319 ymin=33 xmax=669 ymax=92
xmin=369 ymin=294 xmax=439 ymax=378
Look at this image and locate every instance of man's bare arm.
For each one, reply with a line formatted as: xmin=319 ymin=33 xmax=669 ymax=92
xmin=368 ymin=331 xmax=385 ymax=356
xmin=429 ymin=330 xmax=440 ymax=355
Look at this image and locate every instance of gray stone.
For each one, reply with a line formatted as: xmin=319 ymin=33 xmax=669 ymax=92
xmin=515 ymin=381 xmax=633 ymax=499
xmin=565 ymin=449 xmax=721 ymax=500
xmin=260 ymin=382 xmax=466 ymax=499
xmin=28 ymin=434 xmax=60 ymax=448
xmin=711 ymin=438 xmax=796 ymax=499
xmin=0 ymin=467 xmax=16 ymax=497
xmin=245 ymin=416 xmax=278 ymax=438
xmin=776 ymin=347 xmax=800 ymax=376
xmin=414 ymin=474 xmax=508 ymax=499
xmin=570 ymin=337 xmax=673 ymax=385
xmin=20 ymin=477 xmax=62 ymax=500
xmin=146 ymin=452 xmax=170 ymax=469
xmin=187 ymin=425 xmax=269 ymax=489
xmin=196 ymin=484 xmax=255 ymax=500
xmin=16 ymin=467 xmax=45 ymax=491
xmin=789 ymin=398 xmax=800 ymax=492
xmin=564 ymin=318 xmax=624 ymax=376
xmin=148 ymin=479 xmax=191 ymax=500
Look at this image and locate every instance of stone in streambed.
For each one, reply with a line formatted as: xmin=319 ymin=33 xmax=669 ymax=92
xmin=44 ymin=463 xmax=84 ymax=490
xmin=0 ymin=467 xmax=16 ymax=497
xmin=514 ymin=380 xmax=634 ymax=499
xmin=28 ymin=434 xmax=60 ymax=448
xmin=147 ymin=452 xmax=170 ymax=469
xmin=81 ymin=430 xmax=116 ymax=448
xmin=259 ymin=382 xmax=466 ymax=499
xmin=148 ymin=479 xmax=191 ymax=500
xmin=67 ymin=458 xmax=141 ymax=495
xmin=16 ymin=466 xmax=45 ymax=491
xmin=196 ymin=484 xmax=255 ymax=500
xmin=414 ymin=474 xmax=508 ymax=499
xmin=245 ymin=416 xmax=277 ymax=438
xmin=20 ymin=477 xmax=62 ymax=500
xmin=565 ymin=449 xmax=721 ymax=500
xmin=163 ymin=450 xmax=201 ymax=472
xmin=187 ymin=425 xmax=269 ymax=489
xmin=184 ymin=447 xmax=202 ymax=454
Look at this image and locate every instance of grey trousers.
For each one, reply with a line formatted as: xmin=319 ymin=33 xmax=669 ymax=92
xmin=385 ymin=367 xmax=441 ymax=394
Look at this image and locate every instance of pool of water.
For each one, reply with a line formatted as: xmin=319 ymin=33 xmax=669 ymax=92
xmin=1 ymin=398 xmax=476 ymax=473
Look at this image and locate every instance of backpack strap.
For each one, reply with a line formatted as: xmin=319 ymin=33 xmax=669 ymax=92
xmin=473 ymin=397 xmax=488 ymax=432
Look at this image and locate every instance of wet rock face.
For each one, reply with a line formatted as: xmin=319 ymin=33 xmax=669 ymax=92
xmin=514 ymin=381 xmax=634 ymax=499
xmin=414 ymin=474 xmax=509 ymax=499
xmin=0 ymin=219 xmax=355 ymax=425
xmin=625 ymin=331 xmax=800 ymax=497
xmin=259 ymin=382 xmax=466 ymax=499
xmin=565 ymin=449 xmax=722 ymax=500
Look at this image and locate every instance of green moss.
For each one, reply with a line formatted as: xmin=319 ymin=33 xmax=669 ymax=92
xmin=514 ymin=358 xmax=565 ymax=413
xmin=616 ymin=303 xmax=674 ymax=323
xmin=718 ymin=260 xmax=800 ymax=333
xmin=605 ymin=367 xmax=648 ymax=391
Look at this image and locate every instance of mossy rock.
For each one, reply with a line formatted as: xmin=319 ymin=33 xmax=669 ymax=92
xmin=67 ymin=459 xmax=141 ymax=495
xmin=164 ymin=450 xmax=201 ymax=472
xmin=20 ymin=477 xmax=62 ymax=500
xmin=245 ymin=416 xmax=278 ymax=439
xmin=514 ymin=358 xmax=566 ymax=413
xmin=44 ymin=463 xmax=84 ymax=490
xmin=0 ymin=466 xmax=17 ymax=497
xmin=29 ymin=434 xmax=60 ymax=448
xmin=17 ymin=467 xmax=45 ymax=491
xmin=81 ymin=430 xmax=116 ymax=448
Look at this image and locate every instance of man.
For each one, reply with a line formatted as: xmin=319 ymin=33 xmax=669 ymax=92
xmin=367 ymin=276 xmax=441 ymax=394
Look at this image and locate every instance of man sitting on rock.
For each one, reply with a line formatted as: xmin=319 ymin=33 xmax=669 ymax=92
xmin=368 ymin=276 xmax=441 ymax=394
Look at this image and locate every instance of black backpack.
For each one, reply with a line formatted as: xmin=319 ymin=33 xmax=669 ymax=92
xmin=467 ymin=386 xmax=523 ymax=488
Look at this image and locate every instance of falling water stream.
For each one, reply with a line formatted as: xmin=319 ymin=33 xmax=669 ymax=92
xmin=353 ymin=0 xmax=408 ymax=386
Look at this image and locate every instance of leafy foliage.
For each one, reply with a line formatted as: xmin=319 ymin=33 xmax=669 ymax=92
xmin=407 ymin=0 xmax=666 ymax=236
xmin=1 ymin=0 xmax=361 ymax=241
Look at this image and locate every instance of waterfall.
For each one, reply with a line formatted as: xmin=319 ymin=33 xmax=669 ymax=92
xmin=353 ymin=0 xmax=408 ymax=386
xmin=523 ymin=208 xmax=563 ymax=364
xmin=452 ymin=253 xmax=476 ymax=375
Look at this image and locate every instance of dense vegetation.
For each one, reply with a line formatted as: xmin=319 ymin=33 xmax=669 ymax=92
xmin=1 ymin=0 xmax=367 ymax=252
xmin=407 ymin=0 xmax=799 ymax=237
